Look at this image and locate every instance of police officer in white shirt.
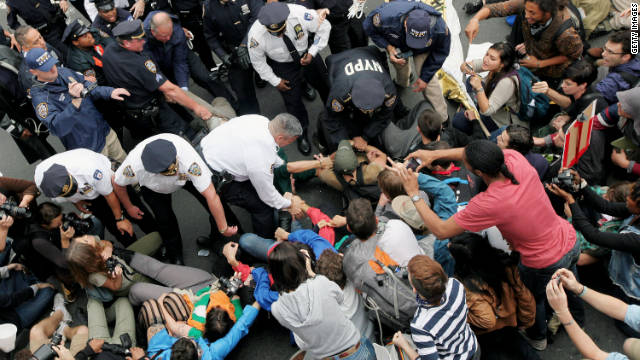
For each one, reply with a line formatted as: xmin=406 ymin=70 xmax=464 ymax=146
xmin=113 ymin=134 xmax=239 ymax=264
xmin=201 ymin=113 xmax=304 ymax=239
xmin=247 ymin=2 xmax=331 ymax=156
xmin=34 ymin=149 xmax=157 ymax=246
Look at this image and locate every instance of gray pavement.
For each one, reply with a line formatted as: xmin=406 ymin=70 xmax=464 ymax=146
xmin=0 ymin=0 xmax=626 ymax=358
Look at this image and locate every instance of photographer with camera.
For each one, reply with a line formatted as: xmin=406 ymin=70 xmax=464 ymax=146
xmin=548 ymin=172 xmax=640 ymax=336
xmin=0 ymin=175 xmax=38 ymax=264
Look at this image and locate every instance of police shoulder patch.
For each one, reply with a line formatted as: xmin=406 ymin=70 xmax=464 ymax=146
xmin=144 ymin=60 xmax=157 ymax=74
xmin=250 ymin=38 xmax=259 ymax=48
xmin=122 ymin=165 xmax=135 ymax=178
xmin=36 ymin=103 xmax=48 ymax=119
xmin=79 ymin=183 xmax=94 ymax=195
xmin=304 ymin=12 xmax=314 ymax=21
xmin=188 ymin=162 xmax=202 ymax=177
xmin=384 ymin=95 xmax=396 ymax=107
xmin=372 ymin=13 xmax=381 ymax=27
xmin=178 ymin=173 xmax=188 ymax=181
xmin=93 ymin=169 xmax=103 ymax=181
xmin=294 ymin=24 xmax=304 ymax=40
xmin=84 ymin=69 xmax=96 ymax=78
xmin=331 ymin=99 xmax=344 ymax=112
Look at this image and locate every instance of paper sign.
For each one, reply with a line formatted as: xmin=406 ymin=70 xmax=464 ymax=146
xmin=562 ymin=100 xmax=596 ymax=168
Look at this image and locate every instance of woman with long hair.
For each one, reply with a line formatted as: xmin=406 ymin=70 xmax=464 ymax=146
xmin=267 ymin=241 xmax=375 ymax=360
xmin=455 ymin=42 xmax=523 ymax=135
xmin=449 ymin=232 xmax=538 ymax=359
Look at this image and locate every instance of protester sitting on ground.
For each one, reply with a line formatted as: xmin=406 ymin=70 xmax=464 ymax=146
xmin=548 ymin=176 xmax=640 ymax=336
xmin=267 ymin=241 xmax=375 ymax=360
xmin=415 ymin=106 xmax=474 ymax=151
xmin=145 ymin=292 xmax=260 ymax=360
xmin=315 ymin=249 xmax=375 ymax=342
xmin=448 ymin=233 xmax=539 ymax=360
xmin=456 ymin=42 xmax=524 ymax=135
xmin=391 ymin=254 xmax=479 ymax=359
xmin=595 ymin=31 xmax=640 ymax=105
xmin=547 ymin=268 xmax=640 ymax=360
xmin=497 ymin=125 xmax=549 ymax=180
xmin=590 ymin=88 xmax=640 ymax=147
xmin=396 ymin=140 xmax=582 ymax=350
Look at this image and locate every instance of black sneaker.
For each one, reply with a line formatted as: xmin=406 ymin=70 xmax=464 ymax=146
xmin=303 ymin=82 xmax=316 ymax=101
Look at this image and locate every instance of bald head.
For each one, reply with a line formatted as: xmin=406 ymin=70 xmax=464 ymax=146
xmin=150 ymin=12 xmax=174 ymax=43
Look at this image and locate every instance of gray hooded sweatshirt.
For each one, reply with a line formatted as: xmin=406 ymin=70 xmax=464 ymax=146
xmin=271 ymin=275 xmax=361 ymax=359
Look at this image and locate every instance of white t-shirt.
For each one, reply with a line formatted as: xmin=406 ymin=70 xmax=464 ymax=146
xmin=378 ymin=219 xmax=424 ymax=267
xmin=34 ymin=149 xmax=114 ymax=203
xmin=115 ymin=134 xmax=212 ymax=194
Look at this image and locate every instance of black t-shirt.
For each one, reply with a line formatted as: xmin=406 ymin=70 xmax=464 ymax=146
xmin=102 ymin=42 xmax=167 ymax=108
xmin=566 ymin=90 xmax=607 ymax=119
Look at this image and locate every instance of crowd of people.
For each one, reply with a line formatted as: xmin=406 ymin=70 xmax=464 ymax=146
xmin=0 ymin=0 xmax=639 ymax=358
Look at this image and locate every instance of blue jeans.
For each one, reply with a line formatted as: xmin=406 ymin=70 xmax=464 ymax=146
xmin=518 ymin=240 xmax=584 ymax=340
xmin=0 ymin=269 xmax=55 ymax=329
xmin=0 ymin=237 xmax=13 ymax=266
xmin=239 ymin=221 xmax=304 ymax=262
xmin=331 ymin=338 xmax=376 ymax=360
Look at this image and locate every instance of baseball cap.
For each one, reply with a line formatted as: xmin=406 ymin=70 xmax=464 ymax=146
xmin=352 ymin=77 xmax=385 ymax=111
xmin=334 ymin=140 xmax=358 ymax=175
xmin=141 ymin=139 xmax=178 ymax=173
xmin=25 ymin=48 xmax=58 ymax=72
xmin=405 ymin=9 xmax=432 ymax=49
xmin=41 ymin=164 xmax=78 ymax=198
xmin=391 ymin=194 xmax=430 ymax=230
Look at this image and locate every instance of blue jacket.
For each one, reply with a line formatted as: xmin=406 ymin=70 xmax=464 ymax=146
xmin=30 ymin=67 xmax=112 ymax=152
xmin=363 ymin=0 xmax=450 ymax=83
xmin=146 ymin=305 xmax=260 ymax=360
xmin=253 ymin=229 xmax=338 ymax=311
xmin=596 ymin=58 xmax=640 ymax=104
xmin=417 ymin=173 xmax=457 ymax=219
xmin=143 ymin=11 xmax=191 ymax=89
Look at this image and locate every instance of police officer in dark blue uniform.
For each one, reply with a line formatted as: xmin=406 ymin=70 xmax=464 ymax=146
xmin=63 ymin=20 xmax=115 ymax=85
xmin=102 ymin=20 xmax=212 ymax=144
xmin=155 ymin=0 xmax=216 ymax=70
xmin=319 ymin=46 xmax=398 ymax=153
xmin=6 ymin=0 xmax=69 ymax=55
xmin=91 ymin=0 xmax=135 ymax=37
xmin=363 ymin=1 xmax=450 ymax=122
xmin=203 ymin=0 xmax=263 ymax=115
xmin=143 ymin=10 xmax=235 ymax=108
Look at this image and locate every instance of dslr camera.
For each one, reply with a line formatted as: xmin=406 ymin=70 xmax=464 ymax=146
xmin=31 ymin=331 xmax=63 ymax=360
xmin=0 ymin=200 xmax=31 ymax=219
xmin=219 ymin=276 xmax=242 ymax=296
xmin=61 ymin=213 xmax=93 ymax=236
xmin=551 ymin=169 xmax=579 ymax=193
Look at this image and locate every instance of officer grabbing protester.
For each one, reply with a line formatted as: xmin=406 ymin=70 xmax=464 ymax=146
xmin=319 ymin=46 xmax=398 ymax=154
xmin=63 ymin=19 xmax=115 ymax=85
xmin=102 ymin=20 xmax=212 ymax=144
xmin=364 ymin=1 xmax=451 ymax=122
xmin=203 ymin=0 xmax=263 ymax=115
xmin=247 ymin=2 xmax=331 ymax=155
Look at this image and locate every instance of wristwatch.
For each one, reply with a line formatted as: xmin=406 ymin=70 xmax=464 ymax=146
xmin=411 ymin=195 xmax=421 ymax=203
xmin=115 ymin=213 xmax=125 ymax=222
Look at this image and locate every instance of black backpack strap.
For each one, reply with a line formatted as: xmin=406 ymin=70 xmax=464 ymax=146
xmin=552 ymin=19 xmax=574 ymax=46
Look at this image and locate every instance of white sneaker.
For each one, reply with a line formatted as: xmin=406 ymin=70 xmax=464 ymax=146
xmin=519 ymin=329 xmax=547 ymax=351
xmin=53 ymin=293 xmax=72 ymax=323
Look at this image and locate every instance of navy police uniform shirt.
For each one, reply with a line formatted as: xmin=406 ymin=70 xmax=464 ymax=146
xmin=325 ymin=46 xmax=396 ymax=145
xmin=6 ymin=0 xmax=60 ymax=29
xmin=203 ymin=0 xmax=263 ymax=58
xmin=363 ymin=1 xmax=450 ymax=84
xmin=92 ymin=8 xmax=134 ymax=37
xmin=102 ymin=42 xmax=168 ymax=108
xmin=29 ymin=67 xmax=113 ymax=152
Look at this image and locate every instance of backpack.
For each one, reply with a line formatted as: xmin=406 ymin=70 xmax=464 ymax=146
xmin=343 ymin=224 xmax=417 ymax=333
xmin=512 ymin=66 xmax=550 ymax=122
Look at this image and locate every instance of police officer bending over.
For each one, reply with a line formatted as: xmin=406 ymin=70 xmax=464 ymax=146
xmin=113 ymin=134 xmax=239 ymax=265
xmin=203 ymin=0 xmax=263 ymax=115
xmin=34 ymin=149 xmax=158 ymax=247
xmin=143 ymin=11 xmax=235 ymax=108
xmin=91 ymin=0 xmax=135 ymax=37
xmin=364 ymin=1 xmax=450 ymax=122
xmin=26 ymin=48 xmax=129 ymax=164
xmin=320 ymin=46 xmax=398 ymax=153
xmin=247 ymin=2 xmax=331 ymax=156
xmin=6 ymin=0 xmax=70 ymax=55
xmin=102 ymin=20 xmax=212 ymax=144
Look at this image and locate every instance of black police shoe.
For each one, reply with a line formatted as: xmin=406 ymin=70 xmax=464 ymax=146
xmin=196 ymin=236 xmax=212 ymax=248
xmin=303 ymin=82 xmax=316 ymax=101
xmin=255 ymin=73 xmax=268 ymax=88
xmin=297 ymin=136 xmax=311 ymax=156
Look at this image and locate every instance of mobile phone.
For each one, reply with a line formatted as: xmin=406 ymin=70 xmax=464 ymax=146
xmin=465 ymin=63 xmax=474 ymax=72
xmin=556 ymin=275 xmax=563 ymax=284
xmin=407 ymin=158 xmax=422 ymax=171
xmin=396 ymin=50 xmax=413 ymax=59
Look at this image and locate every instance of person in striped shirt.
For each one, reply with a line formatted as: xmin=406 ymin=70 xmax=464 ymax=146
xmin=393 ymin=254 xmax=479 ymax=360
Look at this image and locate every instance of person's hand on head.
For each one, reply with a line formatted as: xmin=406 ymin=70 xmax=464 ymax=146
xmin=88 ymin=339 xmax=104 ymax=353
xmin=388 ymin=159 xmax=420 ymax=196
xmin=546 ymin=277 xmax=569 ymax=314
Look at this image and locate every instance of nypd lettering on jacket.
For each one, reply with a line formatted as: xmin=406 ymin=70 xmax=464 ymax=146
xmin=343 ymin=58 xmax=385 ymax=76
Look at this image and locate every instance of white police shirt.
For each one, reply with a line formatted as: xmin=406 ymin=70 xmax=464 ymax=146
xmin=114 ymin=133 xmax=212 ymax=194
xmin=200 ymin=115 xmax=291 ymax=210
xmin=34 ymin=149 xmax=114 ymax=203
xmin=247 ymin=4 xmax=331 ymax=87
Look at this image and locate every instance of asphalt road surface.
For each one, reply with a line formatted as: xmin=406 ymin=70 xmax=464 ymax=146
xmin=0 ymin=0 xmax=625 ymax=358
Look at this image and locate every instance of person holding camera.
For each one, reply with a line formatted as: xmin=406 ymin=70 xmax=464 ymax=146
xmin=0 ymin=175 xmax=39 ymax=265
xmin=548 ymin=174 xmax=640 ymax=335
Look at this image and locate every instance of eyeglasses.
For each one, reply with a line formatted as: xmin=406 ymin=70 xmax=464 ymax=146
xmin=159 ymin=161 xmax=179 ymax=176
xmin=603 ymin=46 xmax=625 ymax=55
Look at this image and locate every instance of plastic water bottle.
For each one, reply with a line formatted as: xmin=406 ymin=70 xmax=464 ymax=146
xmin=526 ymin=99 xmax=536 ymax=118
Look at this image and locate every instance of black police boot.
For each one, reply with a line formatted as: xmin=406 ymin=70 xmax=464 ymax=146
xmin=278 ymin=210 xmax=292 ymax=232
xmin=297 ymin=132 xmax=311 ymax=156
xmin=255 ymin=73 xmax=268 ymax=88
xmin=303 ymin=82 xmax=316 ymax=101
